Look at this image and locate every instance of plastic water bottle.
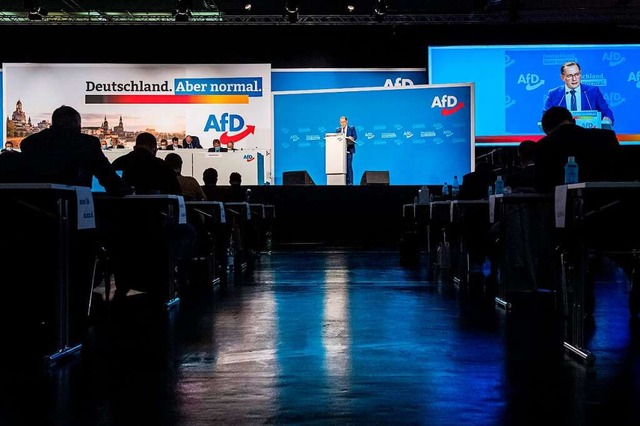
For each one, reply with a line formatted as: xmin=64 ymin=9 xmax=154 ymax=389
xmin=494 ymin=175 xmax=504 ymax=195
xmin=245 ymin=188 xmax=252 ymax=202
xmin=487 ymin=185 xmax=494 ymax=198
xmin=564 ymin=156 xmax=579 ymax=184
xmin=418 ymin=186 xmax=430 ymax=204
xmin=442 ymin=182 xmax=449 ymax=200
xmin=452 ymin=176 xmax=460 ymax=199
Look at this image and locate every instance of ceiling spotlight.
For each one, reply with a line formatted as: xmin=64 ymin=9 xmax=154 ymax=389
xmin=244 ymin=3 xmax=252 ymax=12
xmin=174 ymin=0 xmax=192 ymax=22
xmin=24 ymin=0 xmax=47 ymax=20
xmin=283 ymin=1 xmax=299 ymax=23
xmin=347 ymin=5 xmax=355 ymax=13
xmin=374 ymin=0 xmax=387 ymax=22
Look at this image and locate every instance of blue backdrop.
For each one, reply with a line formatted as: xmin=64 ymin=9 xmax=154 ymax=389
xmin=272 ymin=69 xmax=427 ymax=91
xmin=273 ymin=85 xmax=473 ymax=185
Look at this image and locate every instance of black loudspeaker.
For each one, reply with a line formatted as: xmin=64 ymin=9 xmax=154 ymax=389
xmin=360 ymin=171 xmax=390 ymax=186
xmin=283 ymin=170 xmax=315 ymax=185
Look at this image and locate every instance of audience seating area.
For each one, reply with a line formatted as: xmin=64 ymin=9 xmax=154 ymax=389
xmin=0 ymin=184 xmax=275 ymax=364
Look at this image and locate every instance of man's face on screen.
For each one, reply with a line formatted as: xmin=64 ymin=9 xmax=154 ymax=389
xmin=561 ymin=64 xmax=581 ymax=89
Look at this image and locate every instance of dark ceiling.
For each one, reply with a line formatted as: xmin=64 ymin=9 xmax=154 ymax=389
xmin=1 ymin=0 xmax=640 ymax=24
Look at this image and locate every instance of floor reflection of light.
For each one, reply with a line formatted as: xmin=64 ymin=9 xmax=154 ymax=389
xmin=178 ymin=266 xmax=278 ymax=423
xmin=322 ymin=253 xmax=351 ymax=396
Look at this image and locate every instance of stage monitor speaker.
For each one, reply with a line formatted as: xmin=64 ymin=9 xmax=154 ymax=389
xmin=283 ymin=170 xmax=315 ymax=185
xmin=360 ymin=170 xmax=390 ymax=186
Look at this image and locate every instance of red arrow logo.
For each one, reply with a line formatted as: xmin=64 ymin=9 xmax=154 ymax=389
xmin=220 ymin=125 xmax=255 ymax=145
xmin=441 ymin=102 xmax=464 ymax=116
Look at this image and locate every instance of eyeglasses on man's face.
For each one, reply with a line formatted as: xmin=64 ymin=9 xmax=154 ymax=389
xmin=564 ymin=72 xmax=581 ymax=79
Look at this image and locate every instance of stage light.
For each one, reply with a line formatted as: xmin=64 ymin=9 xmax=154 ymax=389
xmin=373 ymin=0 xmax=387 ymax=22
xmin=174 ymin=0 xmax=192 ymax=22
xmin=244 ymin=3 xmax=253 ymax=12
xmin=283 ymin=0 xmax=299 ymax=23
xmin=24 ymin=0 xmax=47 ymax=20
xmin=347 ymin=4 xmax=355 ymax=13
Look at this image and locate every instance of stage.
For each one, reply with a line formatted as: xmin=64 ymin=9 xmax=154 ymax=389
xmin=247 ymin=185 xmax=422 ymax=248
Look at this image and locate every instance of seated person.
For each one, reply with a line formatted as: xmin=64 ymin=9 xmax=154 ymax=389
xmin=208 ymin=138 xmax=227 ymax=153
xmin=107 ymin=136 xmax=125 ymax=149
xmin=228 ymin=171 xmax=246 ymax=202
xmin=18 ymin=105 xmax=131 ymax=196
xmin=535 ymin=106 xmax=621 ymax=193
xmin=505 ymin=140 xmax=536 ymax=192
xmin=165 ymin=152 xmax=207 ymax=201
xmin=226 ymin=140 xmax=237 ymax=152
xmin=201 ymin=167 xmax=222 ymax=201
xmin=112 ymin=132 xmax=182 ymax=195
xmin=182 ymin=135 xmax=203 ymax=149
xmin=158 ymin=138 xmax=174 ymax=150
xmin=1 ymin=141 xmax=16 ymax=154
xmin=459 ymin=160 xmax=496 ymax=200
xmin=171 ymin=137 xmax=182 ymax=149
xmin=109 ymin=132 xmax=196 ymax=298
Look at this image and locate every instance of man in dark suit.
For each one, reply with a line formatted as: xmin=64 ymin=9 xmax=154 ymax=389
xmin=459 ymin=160 xmax=496 ymax=200
xmin=534 ymin=106 xmax=621 ymax=193
xmin=336 ymin=115 xmax=357 ymax=185
xmin=542 ymin=61 xmax=614 ymax=126
xmin=109 ymin=132 xmax=195 ymax=298
xmin=183 ymin=135 xmax=203 ymax=149
xmin=18 ymin=105 xmax=131 ymax=196
xmin=208 ymin=138 xmax=227 ymax=153
xmin=112 ymin=132 xmax=182 ymax=195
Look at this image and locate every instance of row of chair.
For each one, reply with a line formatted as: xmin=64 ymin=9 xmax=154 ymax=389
xmin=0 ymin=183 xmax=275 ymax=365
xmin=400 ymin=183 xmax=640 ymax=363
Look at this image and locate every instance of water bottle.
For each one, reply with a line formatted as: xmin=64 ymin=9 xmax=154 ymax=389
xmin=487 ymin=185 xmax=494 ymax=198
xmin=564 ymin=156 xmax=579 ymax=184
xmin=451 ymin=176 xmax=460 ymax=199
xmin=245 ymin=188 xmax=252 ymax=203
xmin=265 ymin=231 xmax=273 ymax=255
xmin=418 ymin=185 xmax=430 ymax=204
xmin=494 ymin=175 xmax=504 ymax=195
xmin=442 ymin=182 xmax=449 ymax=200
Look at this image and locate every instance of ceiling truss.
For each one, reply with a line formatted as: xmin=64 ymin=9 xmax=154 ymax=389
xmin=0 ymin=9 xmax=639 ymax=25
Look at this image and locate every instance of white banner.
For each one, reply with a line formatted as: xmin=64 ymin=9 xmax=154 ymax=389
xmin=3 ymin=63 xmax=272 ymax=157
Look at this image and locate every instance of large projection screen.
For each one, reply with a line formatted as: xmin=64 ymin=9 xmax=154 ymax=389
xmin=429 ymin=44 xmax=640 ymax=146
xmin=273 ymin=84 xmax=474 ymax=185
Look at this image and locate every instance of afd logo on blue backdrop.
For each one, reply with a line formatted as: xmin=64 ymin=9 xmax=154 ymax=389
xmin=627 ymin=71 xmax=640 ymax=88
xmin=383 ymin=78 xmax=414 ymax=87
xmin=604 ymin=92 xmax=625 ymax=108
xmin=602 ymin=52 xmax=626 ymax=67
xmin=517 ymin=74 xmax=545 ymax=91
xmin=174 ymin=78 xmax=263 ymax=96
xmin=431 ymin=95 xmax=464 ymax=116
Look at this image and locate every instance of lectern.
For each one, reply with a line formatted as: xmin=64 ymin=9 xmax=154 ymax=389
xmin=325 ymin=133 xmax=347 ymax=185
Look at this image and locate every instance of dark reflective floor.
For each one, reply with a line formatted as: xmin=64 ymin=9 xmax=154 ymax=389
xmin=1 ymin=249 xmax=639 ymax=425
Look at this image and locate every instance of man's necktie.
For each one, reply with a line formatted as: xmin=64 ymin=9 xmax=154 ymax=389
xmin=570 ymin=89 xmax=577 ymax=111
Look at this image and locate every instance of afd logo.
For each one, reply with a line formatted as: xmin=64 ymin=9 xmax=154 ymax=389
xmin=505 ymin=54 xmax=515 ymax=67
xmin=602 ymin=52 xmax=626 ymax=67
xmin=505 ymin=95 xmax=516 ymax=108
xmin=517 ymin=74 xmax=545 ymax=91
xmin=204 ymin=113 xmax=256 ymax=145
xmin=431 ymin=95 xmax=464 ymax=116
xmin=243 ymin=154 xmax=256 ymax=162
xmin=384 ymin=78 xmax=414 ymax=87
xmin=604 ymin=92 xmax=626 ymax=108
xmin=627 ymin=71 xmax=640 ymax=88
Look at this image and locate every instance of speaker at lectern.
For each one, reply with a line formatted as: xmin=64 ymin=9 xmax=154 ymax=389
xmin=325 ymin=133 xmax=347 ymax=185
